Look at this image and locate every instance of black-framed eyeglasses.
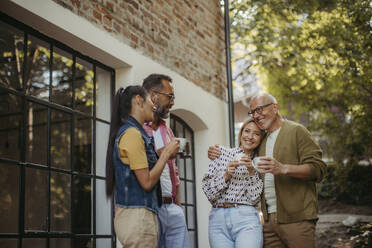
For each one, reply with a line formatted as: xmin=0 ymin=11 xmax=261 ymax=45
xmin=248 ymin=103 xmax=274 ymax=116
xmin=153 ymin=90 xmax=175 ymax=101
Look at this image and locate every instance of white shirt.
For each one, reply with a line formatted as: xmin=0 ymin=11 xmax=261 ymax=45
xmin=264 ymin=127 xmax=281 ymax=213
xmin=152 ymin=128 xmax=172 ymax=197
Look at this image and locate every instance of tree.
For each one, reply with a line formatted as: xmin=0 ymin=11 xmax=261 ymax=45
xmin=230 ymin=0 xmax=372 ymax=165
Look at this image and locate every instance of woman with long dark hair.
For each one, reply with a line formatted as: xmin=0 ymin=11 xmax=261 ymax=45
xmin=105 ymin=85 xmax=179 ymax=248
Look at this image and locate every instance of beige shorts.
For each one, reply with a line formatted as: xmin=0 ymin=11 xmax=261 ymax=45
xmin=114 ymin=207 xmax=158 ymax=248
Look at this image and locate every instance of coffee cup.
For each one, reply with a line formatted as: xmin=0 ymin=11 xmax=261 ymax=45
xmin=252 ymin=156 xmax=265 ymax=173
xmin=175 ymin=137 xmax=191 ymax=158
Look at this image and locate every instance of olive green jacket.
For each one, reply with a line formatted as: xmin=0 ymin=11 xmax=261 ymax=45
xmin=258 ymin=120 xmax=327 ymax=224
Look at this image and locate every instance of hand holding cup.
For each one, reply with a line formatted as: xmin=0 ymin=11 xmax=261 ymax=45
xmin=224 ymin=160 xmax=239 ymax=181
xmin=162 ymin=139 xmax=180 ymax=159
xmin=239 ymin=154 xmax=255 ymax=175
xmin=252 ymin=156 xmax=287 ymax=175
xmin=252 ymin=156 xmax=267 ymax=173
xmin=175 ymin=137 xmax=191 ymax=158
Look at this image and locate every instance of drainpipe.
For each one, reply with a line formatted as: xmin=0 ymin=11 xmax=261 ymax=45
xmin=224 ymin=0 xmax=235 ymax=147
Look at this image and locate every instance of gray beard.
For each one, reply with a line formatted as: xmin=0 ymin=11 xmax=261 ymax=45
xmin=154 ymin=102 xmax=169 ymax=119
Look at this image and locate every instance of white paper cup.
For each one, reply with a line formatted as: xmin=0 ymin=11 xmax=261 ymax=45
xmin=175 ymin=138 xmax=191 ymax=157
xmin=175 ymin=137 xmax=187 ymax=151
xmin=252 ymin=156 xmax=265 ymax=173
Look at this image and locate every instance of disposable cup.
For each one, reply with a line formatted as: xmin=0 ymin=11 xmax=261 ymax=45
xmin=252 ymin=156 xmax=265 ymax=173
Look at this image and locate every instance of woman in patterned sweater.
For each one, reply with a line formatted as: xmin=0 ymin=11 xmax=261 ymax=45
xmin=202 ymin=117 xmax=264 ymax=248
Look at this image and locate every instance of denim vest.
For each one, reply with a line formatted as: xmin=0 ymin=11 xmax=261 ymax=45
xmin=114 ymin=115 xmax=161 ymax=213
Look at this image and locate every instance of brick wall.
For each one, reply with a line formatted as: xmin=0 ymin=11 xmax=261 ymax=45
xmin=52 ymin=0 xmax=227 ymax=101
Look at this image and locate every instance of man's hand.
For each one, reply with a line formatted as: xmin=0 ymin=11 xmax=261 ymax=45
xmin=224 ymin=160 xmax=239 ymax=181
xmin=208 ymin=145 xmax=221 ymax=160
xmin=256 ymin=157 xmax=288 ymax=175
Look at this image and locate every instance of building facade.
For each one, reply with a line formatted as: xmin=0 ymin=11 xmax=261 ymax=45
xmin=0 ymin=0 xmax=229 ymax=247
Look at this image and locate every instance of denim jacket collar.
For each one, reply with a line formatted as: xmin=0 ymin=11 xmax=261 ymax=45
xmin=125 ymin=115 xmax=148 ymax=136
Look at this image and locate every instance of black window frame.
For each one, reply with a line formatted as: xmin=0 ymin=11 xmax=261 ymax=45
xmin=0 ymin=12 xmax=116 ymax=248
xmin=170 ymin=113 xmax=198 ymax=248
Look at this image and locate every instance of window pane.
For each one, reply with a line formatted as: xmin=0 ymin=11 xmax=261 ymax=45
xmin=0 ymin=91 xmax=22 ymax=161
xmin=51 ymin=110 xmax=71 ymax=170
xmin=185 ymin=158 xmax=193 ymax=181
xmin=50 ymin=238 xmax=70 ymax=248
xmin=0 ymin=20 xmax=24 ymax=91
xmin=0 ymin=162 xmax=19 ymax=233
xmin=186 ymin=181 xmax=194 ymax=204
xmin=179 ymin=180 xmax=185 ymax=204
xmin=25 ymin=35 xmax=50 ymax=100
xmin=23 ymin=239 xmax=46 ymax=248
xmin=96 ymin=121 xmax=109 ymax=177
xmin=174 ymin=121 xmax=183 ymax=138
xmin=25 ymin=168 xmax=47 ymax=231
xmin=75 ymin=57 xmax=93 ymax=115
xmin=170 ymin=118 xmax=174 ymax=131
xmin=96 ymin=238 xmax=111 ymax=247
xmin=50 ymin=172 xmax=70 ymax=232
xmin=52 ymin=47 xmax=72 ymax=107
xmin=185 ymin=128 xmax=193 ymax=153
xmin=189 ymin=231 xmax=196 ymax=248
xmin=0 ymin=239 xmax=17 ymax=247
xmin=187 ymin=206 xmax=195 ymax=229
xmin=96 ymin=67 xmax=111 ymax=121
xmin=74 ymin=115 xmax=92 ymax=173
xmin=72 ymin=176 xmax=91 ymax=234
xmin=170 ymin=115 xmax=197 ymax=246
xmin=96 ymin=179 xmax=111 ymax=235
xmin=177 ymin=156 xmax=185 ymax=179
xmin=26 ymin=102 xmax=47 ymax=165
xmin=74 ymin=238 xmax=92 ymax=248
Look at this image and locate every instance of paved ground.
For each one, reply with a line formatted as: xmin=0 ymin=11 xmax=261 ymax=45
xmin=316 ymin=213 xmax=372 ymax=247
xmin=318 ymin=214 xmax=372 ymax=228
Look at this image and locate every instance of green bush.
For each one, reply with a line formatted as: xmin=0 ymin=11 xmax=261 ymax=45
xmin=318 ymin=162 xmax=372 ymax=205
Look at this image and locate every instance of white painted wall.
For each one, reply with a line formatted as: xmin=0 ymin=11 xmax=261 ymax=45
xmin=2 ymin=1 xmax=231 ymax=247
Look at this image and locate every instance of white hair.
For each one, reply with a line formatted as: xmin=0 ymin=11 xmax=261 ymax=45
xmin=250 ymin=93 xmax=277 ymax=104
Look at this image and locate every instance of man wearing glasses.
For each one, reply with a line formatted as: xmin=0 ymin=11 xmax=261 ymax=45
xmin=142 ymin=74 xmax=190 ymax=248
xmin=208 ymin=93 xmax=326 ymax=248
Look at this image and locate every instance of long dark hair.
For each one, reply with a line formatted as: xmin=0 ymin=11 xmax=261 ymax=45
xmin=105 ymin=85 xmax=148 ymax=196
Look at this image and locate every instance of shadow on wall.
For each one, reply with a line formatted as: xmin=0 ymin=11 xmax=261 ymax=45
xmin=171 ymin=109 xmax=208 ymax=132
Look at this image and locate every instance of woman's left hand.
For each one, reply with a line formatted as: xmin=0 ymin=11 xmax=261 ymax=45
xmin=240 ymin=155 xmax=255 ymax=176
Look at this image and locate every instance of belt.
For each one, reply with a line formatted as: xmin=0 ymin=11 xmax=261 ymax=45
xmin=162 ymin=197 xmax=173 ymax=204
xmin=212 ymin=203 xmax=247 ymax=208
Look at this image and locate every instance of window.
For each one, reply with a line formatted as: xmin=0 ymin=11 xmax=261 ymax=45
xmin=170 ymin=114 xmax=198 ymax=248
xmin=0 ymin=13 xmax=115 ymax=248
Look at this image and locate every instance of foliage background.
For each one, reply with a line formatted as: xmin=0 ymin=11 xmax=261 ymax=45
xmin=229 ymin=0 xmax=372 ymax=204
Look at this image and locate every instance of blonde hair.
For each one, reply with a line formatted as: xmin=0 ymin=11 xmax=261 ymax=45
xmin=237 ymin=117 xmax=264 ymax=147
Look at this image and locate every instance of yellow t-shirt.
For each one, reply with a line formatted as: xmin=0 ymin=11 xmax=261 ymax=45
xmin=118 ymin=128 xmax=149 ymax=170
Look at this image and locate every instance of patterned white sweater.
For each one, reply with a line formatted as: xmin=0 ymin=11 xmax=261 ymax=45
xmin=202 ymin=146 xmax=263 ymax=206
